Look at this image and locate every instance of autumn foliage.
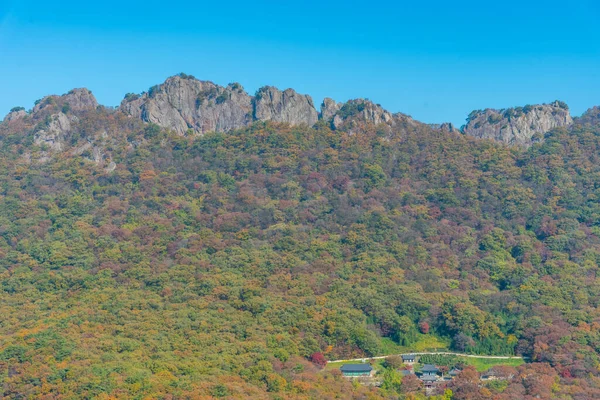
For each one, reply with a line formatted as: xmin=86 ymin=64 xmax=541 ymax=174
xmin=0 ymin=103 xmax=599 ymax=397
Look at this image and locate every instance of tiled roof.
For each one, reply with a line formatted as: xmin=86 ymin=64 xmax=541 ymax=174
xmin=421 ymin=364 xmax=439 ymax=372
xmin=340 ymin=364 xmax=373 ymax=372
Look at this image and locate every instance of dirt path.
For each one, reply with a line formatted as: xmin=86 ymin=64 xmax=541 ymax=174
xmin=327 ymin=351 xmax=526 ymax=364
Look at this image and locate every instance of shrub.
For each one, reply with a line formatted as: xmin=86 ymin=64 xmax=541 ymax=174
xmin=216 ymin=93 xmax=229 ymax=105
xmin=178 ymin=72 xmax=196 ymax=80
xmin=384 ymin=355 xmax=404 ymax=369
xmin=124 ymin=93 xmax=140 ymax=102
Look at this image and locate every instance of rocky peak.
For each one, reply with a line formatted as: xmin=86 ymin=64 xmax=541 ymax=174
xmin=320 ymin=98 xmax=342 ymax=121
xmin=62 ymin=88 xmax=98 ymax=111
xmin=119 ymin=75 xmax=321 ymax=135
xmin=120 ymin=75 xmax=253 ymax=135
xmin=324 ymin=99 xmax=395 ymax=131
xmin=462 ymin=101 xmax=573 ymax=146
xmin=4 ymin=107 xmax=27 ymax=123
xmin=32 ymin=88 xmax=97 ymax=114
xmin=254 ymin=86 xmax=319 ymax=126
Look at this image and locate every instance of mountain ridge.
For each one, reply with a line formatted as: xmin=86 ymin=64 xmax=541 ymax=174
xmin=2 ymin=73 xmax=593 ymax=146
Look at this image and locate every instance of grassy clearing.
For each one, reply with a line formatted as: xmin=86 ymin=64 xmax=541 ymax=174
xmin=460 ymin=356 xmax=524 ymax=372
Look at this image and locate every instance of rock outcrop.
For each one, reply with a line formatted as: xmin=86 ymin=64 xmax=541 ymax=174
xmin=4 ymin=108 xmax=27 ymax=123
xmin=120 ymin=76 xmax=253 ymax=135
xmin=463 ymin=101 xmax=573 ymax=146
xmin=33 ymin=88 xmax=98 ymax=114
xmin=116 ymin=74 xmax=437 ymax=138
xmin=254 ymin=86 xmax=319 ymax=126
xmin=61 ymin=88 xmax=98 ymax=112
xmin=330 ymin=99 xmax=395 ymax=131
xmin=4 ymin=75 xmax=590 ymax=152
xmin=320 ymin=98 xmax=341 ymax=121
xmin=2 ymin=89 xmax=99 ymax=153
xmin=34 ymin=112 xmax=77 ymax=151
xmin=0 ymin=88 xmax=118 ymax=166
xmin=318 ymin=98 xmax=420 ymax=134
xmin=119 ymin=75 xmax=319 ymax=135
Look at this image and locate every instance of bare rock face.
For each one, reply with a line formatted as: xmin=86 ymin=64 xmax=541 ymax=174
xmin=34 ymin=112 xmax=78 ymax=151
xmin=253 ymin=86 xmax=319 ymax=126
xmin=62 ymin=88 xmax=98 ymax=111
xmin=120 ymin=75 xmax=321 ymax=134
xmin=463 ymin=102 xmax=573 ymax=146
xmin=120 ymin=75 xmax=253 ymax=135
xmin=320 ymin=98 xmax=341 ymax=122
xmin=324 ymin=99 xmax=396 ymax=131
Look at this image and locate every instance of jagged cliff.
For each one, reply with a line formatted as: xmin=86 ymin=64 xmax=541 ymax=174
xmin=254 ymin=86 xmax=319 ymax=126
xmin=119 ymin=75 xmax=320 ymax=135
xmin=119 ymin=76 xmax=253 ymax=135
xmin=3 ymin=74 xmax=594 ymax=150
xmin=462 ymin=101 xmax=573 ymax=146
xmin=117 ymin=74 xmax=423 ymax=135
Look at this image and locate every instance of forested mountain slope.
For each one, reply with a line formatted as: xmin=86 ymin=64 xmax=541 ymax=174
xmin=1 ymin=85 xmax=600 ymax=398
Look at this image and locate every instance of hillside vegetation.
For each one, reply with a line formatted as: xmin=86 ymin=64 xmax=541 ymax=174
xmin=1 ymin=101 xmax=600 ymax=398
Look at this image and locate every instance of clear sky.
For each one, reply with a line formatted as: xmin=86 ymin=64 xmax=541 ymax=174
xmin=1 ymin=0 xmax=599 ymax=126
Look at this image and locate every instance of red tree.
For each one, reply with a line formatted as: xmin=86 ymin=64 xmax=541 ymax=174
xmin=419 ymin=321 xmax=430 ymax=334
xmin=309 ymin=352 xmax=327 ymax=368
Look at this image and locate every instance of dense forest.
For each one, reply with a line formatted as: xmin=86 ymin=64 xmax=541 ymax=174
xmin=2 ymin=97 xmax=600 ymax=399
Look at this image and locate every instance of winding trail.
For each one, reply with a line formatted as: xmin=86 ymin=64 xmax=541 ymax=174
xmin=327 ymin=351 xmax=526 ymax=364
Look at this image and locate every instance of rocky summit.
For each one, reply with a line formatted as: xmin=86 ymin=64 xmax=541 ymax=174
xmin=118 ymin=75 xmax=321 ymax=135
xmin=462 ymin=101 xmax=573 ymax=146
xmin=117 ymin=74 xmax=427 ymax=136
xmin=2 ymin=74 xmax=593 ymax=149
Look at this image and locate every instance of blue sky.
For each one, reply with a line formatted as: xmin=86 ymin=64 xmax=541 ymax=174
xmin=1 ymin=0 xmax=599 ymax=126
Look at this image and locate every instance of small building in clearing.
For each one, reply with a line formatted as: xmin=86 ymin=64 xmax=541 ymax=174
xmin=340 ymin=364 xmax=374 ymax=377
xmin=402 ymin=354 xmax=416 ymax=364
